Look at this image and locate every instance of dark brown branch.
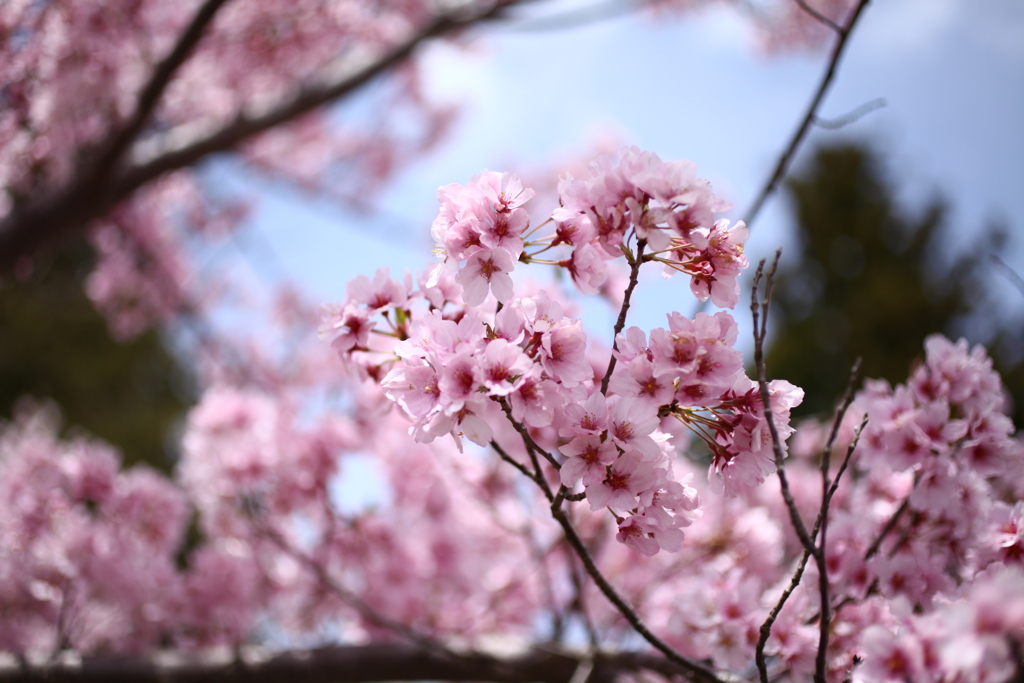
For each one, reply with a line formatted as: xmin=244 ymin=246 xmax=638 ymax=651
xmin=755 ymin=363 xmax=865 ymax=683
xmin=743 ymin=0 xmax=872 ymax=229
xmin=490 ymin=409 xmax=720 ymax=683
xmin=497 ymin=397 xmax=561 ymax=477
xmin=0 ymin=0 xmax=517 ymax=271
xmin=0 ymin=642 xmax=713 ymax=683
xmin=601 ymin=239 xmax=646 ymax=395
xmin=750 ymin=253 xmax=815 ymax=555
xmin=549 ymin=505 xmax=722 ymax=683
xmin=755 ymin=549 xmax=812 ymax=683
xmin=813 ymin=505 xmax=831 ymax=682
xmin=94 ymin=0 xmax=232 ymax=179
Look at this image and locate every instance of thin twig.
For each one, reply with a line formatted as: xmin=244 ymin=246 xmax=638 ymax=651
xmin=864 ymin=496 xmax=910 ymax=561
xmin=601 ymin=239 xmax=647 ymax=395
xmin=755 ymin=362 xmax=864 ymax=683
xmin=497 ymin=397 xmax=562 ymax=476
xmin=260 ymin=526 xmax=457 ymax=657
xmin=791 ymin=0 xmax=843 ymax=34
xmin=751 ymin=253 xmax=815 ymax=555
xmin=811 ymin=359 xmax=863 ymax=678
xmin=743 ymin=0 xmax=872 ymax=229
xmin=755 ymin=550 xmax=812 ymax=683
xmin=490 ymin=439 xmax=539 ymax=482
xmin=549 ymin=505 xmax=722 ymax=683
xmin=819 ymin=359 xmax=862 ymax=487
xmin=813 ymin=98 xmax=886 ymax=130
xmin=991 ymin=254 xmax=1024 ymax=301
xmin=823 ymin=414 xmax=867 ymax=512
xmin=490 ymin=404 xmax=720 ymax=682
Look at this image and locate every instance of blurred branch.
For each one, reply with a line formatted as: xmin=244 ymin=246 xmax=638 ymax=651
xmin=261 ymin=525 xmax=458 ymax=657
xmin=0 ymin=0 xmax=522 ymax=272
xmin=93 ymin=0 xmax=233 ymax=180
xmin=992 ymin=254 xmax=1024 ymax=300
xmin=505 ymin=0 xmax=634 ymax=32
xmin=0 ymin=0 xmax=231 ymax=271
xmin=812 ymin=97 xmax=886 ymax=130
xmin=791 ymin=0 xmax=842 ymax=35
xmin=743 ymin=0 xmax=872 ymax=230
xmin=0 ymin=643 xmax=716 ymax=683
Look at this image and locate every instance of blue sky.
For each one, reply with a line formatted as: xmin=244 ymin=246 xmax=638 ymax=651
xmin=238 ymin=0 xmax=1024 ymax=349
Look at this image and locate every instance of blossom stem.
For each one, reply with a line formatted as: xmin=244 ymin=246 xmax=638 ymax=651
xmin=600 ymin=239 xmax=646 ymax=395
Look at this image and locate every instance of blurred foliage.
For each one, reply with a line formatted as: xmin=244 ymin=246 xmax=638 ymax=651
xmin=767 ymin=142 xmax=1024 ymax=425
xmin=0 ymin=239 xmax=194 ymax=473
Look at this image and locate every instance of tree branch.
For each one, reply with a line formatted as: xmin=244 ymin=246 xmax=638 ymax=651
xmin=743 ymin=0 xmax=872 ymax=229
xmin=750 ymin=252 xmax=815 ymax=555
xmin=259 ymin=525 xmax=457 ymax=657
xmin=94 ymin=0 xmax=233 ymax=180
xmin=549 ymin=505 xmax=723 ymax=683
xmin=490 ymin=407 xmax=721 ymax=683
xmin=755 ymin=362 xmax=865 ymax=683
xmin=0 ymin=642 xmax=714 ymax=683
xmin=0 ymin=0 xmax=231 ymax=271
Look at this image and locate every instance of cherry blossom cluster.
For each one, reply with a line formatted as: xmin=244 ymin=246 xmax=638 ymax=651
xmin=818 ymin=335 xmax=1024 ymax=611
xmin=0 ymin=386 xmax=545 ymax=656
xmin=322 ymin=148 xmax=803 ymax=556
xmin=546 ymin=147 xmax=748 ymax=306
xmin=611 ymin=316 xmax=802 ymax=497
xmin=0 ymin=403 xmax=254 ymax=653
xmin=556 ymin=335 xmax=1023 ymax=681
xmin=855 ymin=564 xmax=1024 ymax=683
xmin=428 ymin=171 xmax=536 ymax=305
xmin=771 ymin=336 xmax=1023 ymax=680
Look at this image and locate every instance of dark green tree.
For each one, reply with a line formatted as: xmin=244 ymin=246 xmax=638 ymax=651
xmin=0 ymin=240 xmax=194 ymax=472
xmin=766 ymin=142 xmax=1023 ymax=423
